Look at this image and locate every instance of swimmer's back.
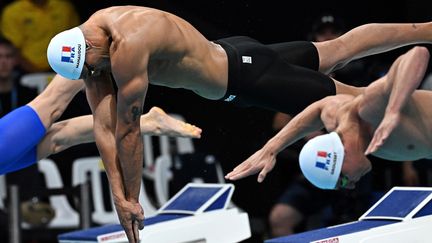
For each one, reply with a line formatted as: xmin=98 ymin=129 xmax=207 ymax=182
xmin=83 ymin=6 xmax=229 ymax=100
xmin=88 ymin=6 xmax=211 ymax=56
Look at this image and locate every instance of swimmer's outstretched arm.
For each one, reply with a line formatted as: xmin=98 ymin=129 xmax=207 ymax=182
xmin=36 ymin=106 xmax=202 ymax=160
xmin=317 ymin=22 xmax=432 ymax=74
xmin=83 ymin=71 xmax=138 ymax=239
xmin=363 ymin=46 xmax=430 ymax=154
xmin=225 ymin=98 xmax=328 ymax=182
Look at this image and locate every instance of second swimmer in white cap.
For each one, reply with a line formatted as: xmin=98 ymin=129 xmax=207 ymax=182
xmin=225 ymin=46 xmax=432 ymax=191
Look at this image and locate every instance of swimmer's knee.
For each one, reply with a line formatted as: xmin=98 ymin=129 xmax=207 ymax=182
xmin=28 ymin=98 xmax=63 ymax=129
xmin=48 ymin=122 xmax=72 ymax=154
xmin=315 ymin=39 xmax=349 ymax=74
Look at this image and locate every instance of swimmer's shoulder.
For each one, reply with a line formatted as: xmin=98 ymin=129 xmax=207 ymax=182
xmin=94 ymin=6 xmax=167 ymax=17
xmin=317 ymin=94 xmax=355 ymax=112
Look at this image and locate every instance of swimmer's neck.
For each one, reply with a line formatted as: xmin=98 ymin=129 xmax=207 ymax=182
xmin=80 ymin=25 xmax=111 ymax=55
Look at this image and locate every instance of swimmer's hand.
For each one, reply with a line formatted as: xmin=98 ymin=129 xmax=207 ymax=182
xmin=115 ymin=200 xmax=144 ymax=243
xmin=365 ymin=112 xmax=400 ymax=155
xmin=225 ymin=147 xmax=276 ymax=183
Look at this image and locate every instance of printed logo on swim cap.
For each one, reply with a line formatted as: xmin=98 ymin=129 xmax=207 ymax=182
xmin=61 ymin=46 xmax=75 ymax=63
xmin=315 ymin=151 xmax=339 ymax=176
xmin=60 ymin=44 xmax=83 ymax=68
xmin=315 ymin=151 xmax=330 ymax=171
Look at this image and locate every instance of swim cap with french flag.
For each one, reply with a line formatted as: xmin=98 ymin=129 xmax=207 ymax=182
xmin=47 ymin=27 xmax=86 ymax=80
xmin=299 ymin=132 xmax=344 ymax=189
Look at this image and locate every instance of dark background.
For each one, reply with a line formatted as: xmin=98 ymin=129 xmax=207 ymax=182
xmin=2 ymin=0 xmax=432 ymax=242
xmin=53 ymin=0 xmax=432 ymax=217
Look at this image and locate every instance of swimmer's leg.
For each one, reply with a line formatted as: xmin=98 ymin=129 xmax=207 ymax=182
xmin=0 ymin=105 xmax=46 ymax=174
xmin=0 ymin=75 xmax=84 ymax=174
xmin=36 ymin=115 xmax=94 ymax=161
xmin=36 ymin=106 xmax=202 ymax=160
xmin=315 ymin=22 xmax=432 ymax=74
xmin=27 ymin=75 xmax=84 ymax=129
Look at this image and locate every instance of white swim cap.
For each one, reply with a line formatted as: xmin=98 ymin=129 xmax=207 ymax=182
xmin=299 ymin=132 xmax=344 ymax=189
xmin=47 ymin=27 xmax=86 ymax=80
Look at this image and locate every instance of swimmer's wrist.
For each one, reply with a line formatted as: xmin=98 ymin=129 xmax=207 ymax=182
xmin=384 ymin=107 xmax=401 ymax=114
xmin=264 ymin=139 xmax=283 ymax=155
xmin=125 ymin=196 xmax=139 ymax=204
xmin=112 ymin=192 xmax=127 ymax=203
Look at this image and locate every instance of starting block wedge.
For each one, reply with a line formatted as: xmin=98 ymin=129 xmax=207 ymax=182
xmin=58 ymin=183 xmax=250 ymax=243
xmin=266 ymin=187 xmax=432 ymax=243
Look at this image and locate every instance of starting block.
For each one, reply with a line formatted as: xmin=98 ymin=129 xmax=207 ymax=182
xmin=58 ymin=183 xmax=250 ymax=243
xmin=266 ymin=187 xmax=432 ymax=243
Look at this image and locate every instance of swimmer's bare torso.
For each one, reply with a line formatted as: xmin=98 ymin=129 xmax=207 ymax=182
xmin=321 ymin=92 xmax=432 ymax=162
xmin=80 ymin=5 xmax=229 ymax=100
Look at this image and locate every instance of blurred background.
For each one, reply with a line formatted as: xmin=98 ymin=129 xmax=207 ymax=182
xmin=1 ymin=0 xmax=432 ymax=242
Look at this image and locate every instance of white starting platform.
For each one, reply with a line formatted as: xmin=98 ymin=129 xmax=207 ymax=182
xmin=58 ymin=183 xmax=250 ymax=243
xmin=266 ymin=187 xmax=432 ymax=243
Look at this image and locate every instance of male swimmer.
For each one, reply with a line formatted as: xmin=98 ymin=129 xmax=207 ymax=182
xmin=226 ymin=46 xmax=432 ymax=191
xmin=46 ymin=5 xmax=432 ymax=242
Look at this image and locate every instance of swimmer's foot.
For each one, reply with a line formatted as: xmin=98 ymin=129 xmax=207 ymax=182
xmin=141 ymin=107 xmax=202 ymax=138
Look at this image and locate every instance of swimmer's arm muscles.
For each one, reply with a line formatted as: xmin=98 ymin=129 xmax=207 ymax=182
xmin=383 ymin=47 xmax=429 ymax=114
xmin=115 ymin=76 xmax=147 ymax=202
xmin=364 ymin=47 xmax=430 ymax=154
xmin=84 ymin=73 xmax=126 ymax=202
xmin=264 ymin=99 xmax=327 ymax=153
xmin=110 ymin=36 xmax=152 ymax=202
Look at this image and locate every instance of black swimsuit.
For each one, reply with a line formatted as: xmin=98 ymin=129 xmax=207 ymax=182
xmin=214 ymin=36 xmax=335 ymax=115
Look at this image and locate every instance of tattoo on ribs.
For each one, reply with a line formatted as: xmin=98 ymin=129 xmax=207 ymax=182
xmin=412 ymin=23 xmax=417 ymax=29
xmin=131 ymin=106 xmax=141 ymax=121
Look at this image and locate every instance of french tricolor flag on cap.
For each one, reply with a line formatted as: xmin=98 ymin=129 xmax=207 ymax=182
xmin=61 ymin=46 xmax=73 ymax=63
xmin=315 ymin=151 xmax=329 ymax=170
